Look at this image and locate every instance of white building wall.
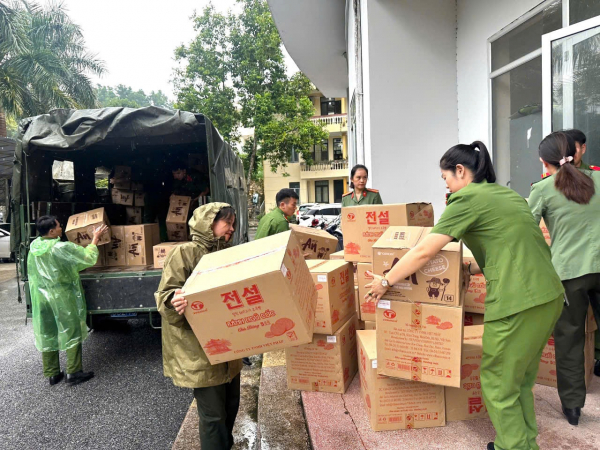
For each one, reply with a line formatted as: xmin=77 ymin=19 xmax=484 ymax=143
xmin=456 ymin=0 xmax=545 ymax=144
xmin=366 ymin=0 xmax=458 ymax=217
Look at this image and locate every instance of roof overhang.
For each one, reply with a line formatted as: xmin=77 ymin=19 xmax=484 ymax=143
xmin=268 ymin=0 xmax=348 ymax=98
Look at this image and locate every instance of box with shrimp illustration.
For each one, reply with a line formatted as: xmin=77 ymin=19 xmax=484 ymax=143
xmin=372 ymin=227 xmax=463 ymax=307
xmin=306 ymin=260 xmax=356 ymax=335
xmin=285 ymin=314 xmax=358 ymax=394
xmin=376 ymin=299 xmax=464 ymax=388
xmin=183 ymin=230 xmax=318 ymax=364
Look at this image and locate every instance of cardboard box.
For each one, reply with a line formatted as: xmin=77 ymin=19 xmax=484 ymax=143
xmin=354 ymin=286 xmax=360 ymax=318
xmin=463 ymin=247 xmax=486 ymax=314
xmin=166 ymin=195 xmax=192 ymax=241
xmin=65 ymin=208 xmax=111 ymax=247
xmin=289 ymin=225 xmax=338 ymax=260
xmin=114 ymin=165 xmax=131 ymax=179
xmin=342 ymin=203 xmax=434 ymax=263
xmin=356 ymin=262 xmax=376 ymax=321
xmin=357 ymin=330 xmax=446 ymax=431
xmin=113 ymin=179 xmax=131 ymax=190
xmin=93 ymin=248 xmax=106 ymax=267
xmin=111 ymin=189 xmax=134 ymax=206
xmin=125 ymin=207 xmax=143 ymax=225
xmin=536 ymin=332 xmax=596 ymax=389
xmin=364 ymin=321 xmax=376 ymax=330
xmin=445 ymin=325 xmax=488 ymax=421
xmin=330 ymin=250 xmax=345 ymax=260
xmin=306 ymin=260 xmax=356 ymax=335
xmin=131 ymin=181 xmax=144 ymax=191
xmin=104 ymin=226 xmax=127 ymax=267
xmin=376 ymin=299 xmax=464 ymax=388
xmin=285 ymin=314 xmax=358 ymax=394
xmin=153 ymin=242 xmax=187 ymax=269
xmin=373 ymin=227 xmax=463 ymax=307
xmin=183 ymin=230 xmax=318 ymax=364
xmin=124 ymin=224 xmax=160 ymax=266
xmin=134 ymin=192 xmax=145 ymax=207
xmin=464 ymin=312 xmax=484 ymax=327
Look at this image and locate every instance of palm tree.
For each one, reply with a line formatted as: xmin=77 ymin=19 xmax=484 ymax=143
xmin=0 ymin=1 xmax=105 ymax=136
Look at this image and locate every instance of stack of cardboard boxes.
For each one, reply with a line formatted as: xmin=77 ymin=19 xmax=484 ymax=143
xmin=166 ymin=195 xmax=192 ymax=241
xmin=110 ymin=166 xmax=146 ymax=225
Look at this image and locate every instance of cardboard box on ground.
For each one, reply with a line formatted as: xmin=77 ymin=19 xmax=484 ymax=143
xmin=341 ymin=203 xmax=434 ymax=263
xmin=65 ymin=208 xmax=111 ymax=247
xmin=124 ymin=224 xmax=160 ymax=266
xmin=166 ymin=195 xmax=192 ymax=241
xmin=285 ymin=314 xmax=358 ymax=394
xmin=373 ymin=227 xmax=463 ymax=307
xmin=289 ymin=225 xmax=338 ymax=260
xmin=306 ymin=260 xmax=356 ymax=335
xmin=153 ymin=242 xmax=188 ymax=269
xmin=536 ymin=332 xmax=596 ymax=389
xmin=183 ymin=230 xmax=318 ymax=364
xmin=357 ymin=330 xmax=446 ymax=431
xmin=445 ymin=325 xmax=488 ymax=422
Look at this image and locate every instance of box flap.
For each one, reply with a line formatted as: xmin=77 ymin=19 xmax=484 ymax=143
xmin=306 ymin=260 xmax=328 ymax=270
xmin=357 ymin=330 xmax=377 ymax=360
xmin=308 ymin=260 xmax=350 ymax=274
xmin=290 ymin=225 xmax=337 ymax=241
xmin=373 ymin=226 xmax=428 ymax=250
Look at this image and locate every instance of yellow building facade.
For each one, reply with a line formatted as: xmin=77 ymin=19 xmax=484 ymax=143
xmin=263 ymin=91 xmax=349 ymax=211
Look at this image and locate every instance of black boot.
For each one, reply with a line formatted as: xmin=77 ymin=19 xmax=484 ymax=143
xmin=66 ymin=371 xmax=94 ymax=386
xmin=562 ymin=406 xmax=581 ymax=426
xmin=487 ymin=443 xmax=495 ymax=450
xmin=594 ymin=360 xmax=600 ymax=377
xmin=49 ymin=371 xmax=64 ymax=386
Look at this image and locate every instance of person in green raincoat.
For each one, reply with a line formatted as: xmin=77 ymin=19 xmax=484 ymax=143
xmin=155 ymin=203 xmax=242 ymax=450
xmin=365 ymin=141 xmax=564 ymax=450
xmin=255 ymin=188 xmax=298 ymax=240
xmin=28 ymin=216 xmax=108 ymax=386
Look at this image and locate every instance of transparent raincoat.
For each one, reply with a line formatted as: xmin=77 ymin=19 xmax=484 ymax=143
xmin=27 ymin=237 xmax=99 ymax=352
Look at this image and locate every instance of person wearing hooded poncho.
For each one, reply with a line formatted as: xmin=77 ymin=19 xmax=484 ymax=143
xmin=27 ymin=216 xmax=108 ymax=386
xmin=155 ymin=203 xmax=242 ymax=450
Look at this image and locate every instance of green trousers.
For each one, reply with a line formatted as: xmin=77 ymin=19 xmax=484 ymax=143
xmin=556 ymin=273 xmax=600 ymax=408
xmin=482 ymin=296 xmax=563 ymax=450
xmin=42 ymin=343 xmax=83 ymax=378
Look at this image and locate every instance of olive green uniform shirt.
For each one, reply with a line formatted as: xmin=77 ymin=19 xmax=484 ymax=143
xmin=431 ymin=180 xmax=564 ymax=322
xmin=255 ymin=208 xmax=290 ymax=240
xmin=529 ymin=170 xmax=600 ymax=281
xmin=341 ymin=189 xmax=383 ymax=207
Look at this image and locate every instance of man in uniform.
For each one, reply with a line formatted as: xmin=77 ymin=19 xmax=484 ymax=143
xmin=171 ymin=161 xmax=210 ymax=202
xmin=341 ymin=188 xmax=382 ymax=207
xmin=255 ymin=188 xmax=298 ymax=240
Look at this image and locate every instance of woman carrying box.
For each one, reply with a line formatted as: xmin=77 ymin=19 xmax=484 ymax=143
xmin=155 ymin=203 xmax=242 ymax=450
xmin=366 ymin=141 xmax=564 ymax=450
xmin=529 ymin=131 xmax=600 ymax=427
xmin=341 ymin=164 xmax=383 ymax=206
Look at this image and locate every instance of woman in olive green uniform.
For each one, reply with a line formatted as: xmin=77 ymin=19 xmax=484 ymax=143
xmin=341 ymin=164 xmax=383 ymax=206
xmin=366 ymin=141 xmax=564 ymax=450
xmin=529 ymin=132 xmax=600 ymax=426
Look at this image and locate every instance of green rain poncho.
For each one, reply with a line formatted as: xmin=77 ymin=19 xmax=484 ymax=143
xmin=27 ymin=237 xmax=99 ymax=352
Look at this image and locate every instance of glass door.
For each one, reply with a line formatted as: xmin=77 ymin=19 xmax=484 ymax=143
xmin=543 ymin=15 xmax=600 ymax=166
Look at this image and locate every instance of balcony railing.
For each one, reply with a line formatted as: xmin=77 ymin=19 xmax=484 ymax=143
xmin=301 ymin=160 xmax=348 ymax=172
xmin=310 ymin=114 xmax=347 ymax=127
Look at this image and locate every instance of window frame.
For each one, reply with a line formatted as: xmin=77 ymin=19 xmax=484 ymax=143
xmin=314 ymin=180 xmax=330 ymax=204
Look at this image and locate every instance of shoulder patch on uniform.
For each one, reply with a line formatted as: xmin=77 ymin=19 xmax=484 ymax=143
xmin=366 ymin=188 xmax=379 ymax=193
xmin=590 ymin=165 xmax=600 ymax=171
xmin=530 ymin=178 xmax=546 ymax=187
xmin=342 ymin=192 xmax=353 ymax=197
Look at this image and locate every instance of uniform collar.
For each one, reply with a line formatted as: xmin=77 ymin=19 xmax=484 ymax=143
xmin=352 ymin=190 xmax=367 ymax=200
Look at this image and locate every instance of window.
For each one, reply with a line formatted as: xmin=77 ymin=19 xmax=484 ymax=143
xmin=313 ymin=139 xmax=329 ymax=162
xmin=289 ymin=182 xmax=300 ymax=202
xmin=570 ymin=0 xmax=600 ymax=25
xmin=490 ymin=0 xmax=562 ymax=197
xmin=289 ymin=147 xmax=299 ymax=163
xmin=320 ymin=97 xmax=342 ymax=116
xmin=333 ymin=138 xmax=344 ymax=160
xmin=315 ymin=181 xmax=329 ymax=203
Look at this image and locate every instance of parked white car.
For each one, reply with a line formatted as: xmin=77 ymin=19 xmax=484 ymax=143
xmin=0 ymin=227 xmax=12 ymax=261
xmin=298 ymin=203 xmax=342 ymax=227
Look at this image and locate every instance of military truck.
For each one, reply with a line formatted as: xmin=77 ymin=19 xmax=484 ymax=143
xmin=11 ymin=107 xmax=248 ymax=327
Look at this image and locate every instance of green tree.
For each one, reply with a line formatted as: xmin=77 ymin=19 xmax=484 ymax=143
xmin=173 ymin=0 xmax=327 ymax=190
xmin=0 ymin=1 xmax=105 ymax=135
xmin=95 ymin=84 xmax=172 ymax=108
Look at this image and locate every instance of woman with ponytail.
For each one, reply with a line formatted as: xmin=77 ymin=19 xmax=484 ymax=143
xmin=366 ymin=141 xmax=564 ymax=450
xmin=529 ymin=131 xmax=600 ymax=427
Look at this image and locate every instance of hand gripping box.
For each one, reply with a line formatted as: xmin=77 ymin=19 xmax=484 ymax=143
xmin=376 ymin=299 xmax=464 ymax=388
xmin=463 ymin=247 xmax=486 ymax=314
xmin=306 ymin=260 xmax=356 ymax=335
xmin=104 ymin=225 xmax=127 ymax=267
xmin=65 ymin=207 xmax=111 ymax=247
xmin=445 ymin=325 xmax=488 ymax=421
xmin=342 ymin=203 xmax=434 ymax=263
xmin=183 ymin=230 xmax=318 ymax=364
xmin=289 ymin=225 xmax=338 ymax=260
xmin=124 ymin=224 xmax=160 ymax=266
xmin=166 ymin=195 xmax=192 ymax=241
xmin=285 ymin=314 xmax=358 ymax=394
xmin=373 ymin=227 xmax=463 ymax=307
xmin=357 ymin=330 xmax=446 ymax=431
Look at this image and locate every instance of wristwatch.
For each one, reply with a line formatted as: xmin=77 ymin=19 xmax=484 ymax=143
xmin=381 ymin=277 xmax=392 ymax=288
